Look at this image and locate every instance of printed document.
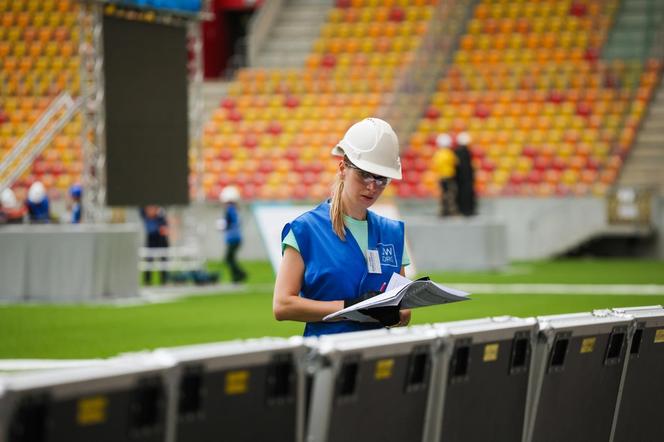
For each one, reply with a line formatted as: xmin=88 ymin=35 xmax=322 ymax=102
xmin=323 ymin=273 xmax=470 ymax=323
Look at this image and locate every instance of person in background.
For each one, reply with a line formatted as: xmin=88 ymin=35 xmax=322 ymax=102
xmin=0 ymin=192 xmax=6 ymax=224
xmin=454 ymin=132 xmax=477 ymax=217
xmin=26 ymin=181 xmax=50 ymax=223
xmin=273 ymin=117 xmax=412 ymax=337
xmin=140 ymin=205 xmax=170 ymax=285
xmin=0 ymin=188 xmax=26 ymax=224
xmin=432 ymin=133 xmax=458 ymax=217
xmin=69 ymin=184 xmax=82 ymax=223
xmin=218 ymin=186 xmax=247 ymax=284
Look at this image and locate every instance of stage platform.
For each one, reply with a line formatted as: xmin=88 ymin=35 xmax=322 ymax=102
xmin=0 ymin=224 xmax=140 ymax=302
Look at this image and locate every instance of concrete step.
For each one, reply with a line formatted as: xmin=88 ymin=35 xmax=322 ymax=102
xmin=619 ymin=178 xmax=664 ymax=193
xmin=605 ymin=37 xmax=652 ymax=50
xmin=647 ymin=98 xmax=664 ymax=108
xmin=621 ymin=167 xmax=664 ymax=176
xmin=603 ymin=47 xmax=649 ymax=59
xmin=263 ymin=38 xmax=315 ymax=53
xmin=619 ymin=180 xmax=664 ymax=192
xmin=628 ymin=149 xmax=664 ymax=160
xmin=647 ymin=105 xmax=664 ymax=116
xmin=271 ymin=23 xmax=323 ymax=38
xmin=640 ymin=119 xmax=664 ymax=131
xmin=627 ymin=157 xmax=664 ymax=165
xmin=608 ymin=30 xmax=652 ymax=41
xmin=253 ymin=52 xmax=309 ymax=68
xmin=620 ymin=0 xmax=664 ymax=11
xmin=279 ymin=6 xmax=329 ymax=21
xmin=620 ymin=170 xmax=664 ymax=179
xmin=636 ymin=133 xmax=664 ymax=144
xmin=290 ymin=0 xmax=332 ymax=5
xmin=614 ymin=14 xmax=649 ymax=28
xmin=620 ymin=176 xmax=664 ymax=187
xmin=630 ymin=141 xmax=664 ymax=153
xmin=632 ymin=140 xmax=664 ymax=151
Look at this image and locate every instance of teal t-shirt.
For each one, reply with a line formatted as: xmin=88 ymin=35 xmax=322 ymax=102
xmin=282 ymin=214 xmax=411 ymax=267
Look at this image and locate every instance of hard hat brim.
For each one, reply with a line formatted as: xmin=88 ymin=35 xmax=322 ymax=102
xmin=334 ymin=145 xmax=402 ymax=180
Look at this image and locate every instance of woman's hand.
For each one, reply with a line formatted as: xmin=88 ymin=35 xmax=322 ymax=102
xmin=394 ymin=308 xmax=411 ymax=327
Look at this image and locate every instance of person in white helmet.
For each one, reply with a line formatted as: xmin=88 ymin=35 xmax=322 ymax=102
xmin=273 ymin=117 xmax=412 ymax=337
xmin=1 ymin=188 xmax=26 ymax=224
xmin=217 ymin=186 xmax=247 ymax=284
xmin=454 ymin=132 xmax=477 ymax=217
xmin=26 ymin=181 xmax=51 ymax=223
xmin=432 ymin=133 xmax=458 ymax=217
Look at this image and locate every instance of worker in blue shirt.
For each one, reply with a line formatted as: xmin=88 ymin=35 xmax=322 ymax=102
xmin=140 ymin=205 xmax=170 ymax=285
xmin=273 ymin=117 xmax=412 ymax=337
xmin=218 ymin=186 xmax=247 ymax=283
xmin=26 ymin=181 xmax=50 ymax=223
xmin=69 ymin=184 xmax=82 ymax=223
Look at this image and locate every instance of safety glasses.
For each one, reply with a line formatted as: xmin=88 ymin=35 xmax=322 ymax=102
xmin=344 ymin=161 xmax=391 ymax=187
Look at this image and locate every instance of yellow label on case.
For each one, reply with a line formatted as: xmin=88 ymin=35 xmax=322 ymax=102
xmin=375 ymin=358 xmax=394 ymax=380
xmin=655 ymin=329 xmax=664 ymax=343
xmin=581 ymin=337 xmax=596 ymax=354
xmin=77 ymin=395 xmax=108 ymax=425
xmin=483 ymin=343 xmax=499 ymax=362
xmin=225 ymin=370 xmax=250 ymax=395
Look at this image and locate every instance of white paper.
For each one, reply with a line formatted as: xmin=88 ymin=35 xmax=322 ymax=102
xmin=385 ymin=272 xmax=411 ymax=292
xmin=323 ymin=273 xmax=470 ymax=322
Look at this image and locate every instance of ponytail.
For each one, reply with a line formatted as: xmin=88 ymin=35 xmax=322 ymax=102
xmin=330 ymin=175 xmax=346 ymax=241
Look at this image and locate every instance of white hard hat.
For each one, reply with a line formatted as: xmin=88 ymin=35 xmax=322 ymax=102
xmin=219 ymin=186 xmax=240 ymax=203
xmin=1 ymin=188 xmax=17 ymax=209
xmin=436 ymin=133 xmax=452 ymax=148
xmin=457 ymin=132 xmax=472 ymax=146
xmin=28 ymin=181 xmax=46 ymax=204
xmin=332 ymin=117 xmax=402 ymax=180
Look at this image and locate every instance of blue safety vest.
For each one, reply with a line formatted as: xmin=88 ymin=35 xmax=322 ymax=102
xmin=282 ymin=201 xmax=404 ymax=337
xmin=27 ymin=198 xmax=49 ymax=223
xmin=224 ymin=204 xmax=242 ymax=245
xmin=71 ymin=202 xmax=82 ymax=224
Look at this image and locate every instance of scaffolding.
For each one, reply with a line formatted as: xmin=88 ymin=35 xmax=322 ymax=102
xmin=77 ymin=1 xmax=209 ymax=222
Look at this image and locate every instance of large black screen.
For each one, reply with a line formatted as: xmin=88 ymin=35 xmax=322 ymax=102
xmin=103 ymin=15 xmax=189 ymax=206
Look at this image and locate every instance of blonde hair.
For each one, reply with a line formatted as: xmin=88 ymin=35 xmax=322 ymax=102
xmin=330 ymin=173 xmax=346 ymax=241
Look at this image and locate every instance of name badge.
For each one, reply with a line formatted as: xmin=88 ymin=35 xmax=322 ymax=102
xmin=367 ymin=249 xmax=382 ymax=274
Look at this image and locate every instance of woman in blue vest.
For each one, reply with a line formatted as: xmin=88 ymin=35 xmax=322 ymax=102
xmin=273 ymin=118 xmax=412 ymax=337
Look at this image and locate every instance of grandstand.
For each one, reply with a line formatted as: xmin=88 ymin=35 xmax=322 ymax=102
xmin=196 ymin=0 xmax=663 ymax=203
xmin=0 ymin=0 xmax=662 ymax=208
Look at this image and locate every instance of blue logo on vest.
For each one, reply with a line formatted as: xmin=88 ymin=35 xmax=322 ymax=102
xmin=377 ymin=243 xmax=397 ymax=267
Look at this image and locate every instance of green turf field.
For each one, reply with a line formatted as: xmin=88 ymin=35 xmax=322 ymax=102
xmin=1 ymin=259 xmax=663 ymax=359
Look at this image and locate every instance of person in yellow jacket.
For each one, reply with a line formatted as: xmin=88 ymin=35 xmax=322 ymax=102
xmin=432 ymin=133 xmax=458 ymax=216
